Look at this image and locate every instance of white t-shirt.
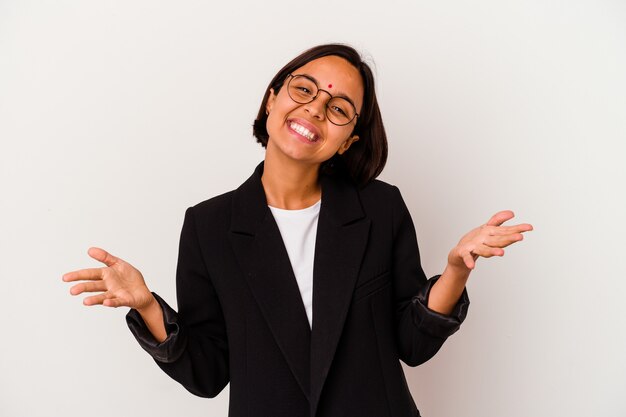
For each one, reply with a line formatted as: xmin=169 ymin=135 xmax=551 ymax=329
xmin=268 ymin=200 xmax=321 ymax=329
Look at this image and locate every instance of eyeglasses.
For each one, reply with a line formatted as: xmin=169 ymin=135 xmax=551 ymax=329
xmin=286 ymin=74 xmax=359 ymax=126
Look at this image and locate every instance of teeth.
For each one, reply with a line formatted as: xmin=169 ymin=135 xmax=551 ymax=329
xmin=290 ymin=122 xmax=316 ymax=141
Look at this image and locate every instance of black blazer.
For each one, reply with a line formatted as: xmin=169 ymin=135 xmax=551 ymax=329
xmin=127 ymin=162 xmax=469 ymax=417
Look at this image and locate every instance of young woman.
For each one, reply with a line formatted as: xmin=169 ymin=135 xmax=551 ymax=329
xmin=63 ymin=44 xmax=533 ymax=417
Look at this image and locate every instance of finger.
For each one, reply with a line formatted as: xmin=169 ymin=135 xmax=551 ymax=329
xmin=88 ymin=247 xmax=119 ymax=267
xmin=62 ymin=267 xmax=104 ymax=282
xmin=103 ymin=297 xmax=127 ymax=308
xmin=472 ymin=245 xmax=505 ymax=258
xmin=482 ymin=234 xmax=524 ymax=248
xmin=485 ymin=223 xmax=534 ymax=236
xmin=486 ymin=210 xmax=515 ymax=227
xmin=70 ymin=281 xmax=107 ymax=296
xmin=462 ymin=252 xmax=476 ymax=269
xmin=82 ymin=292 xmax=110 ymax=306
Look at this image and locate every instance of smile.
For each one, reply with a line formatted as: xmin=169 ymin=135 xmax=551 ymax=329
xmin=288 ymin=121 xmax=319 ymax=142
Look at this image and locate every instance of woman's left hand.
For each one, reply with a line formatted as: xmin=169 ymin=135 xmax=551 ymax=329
xmin=448 ymin=210 xmax=533 ymax=271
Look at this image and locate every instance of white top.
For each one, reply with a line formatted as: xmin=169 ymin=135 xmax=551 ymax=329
xmin=268 ymin=200 xmax=321 ymax=329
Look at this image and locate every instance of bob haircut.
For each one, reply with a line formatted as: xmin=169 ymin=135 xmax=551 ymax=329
xmin=252 ymin=44 xmax=387 ymax=186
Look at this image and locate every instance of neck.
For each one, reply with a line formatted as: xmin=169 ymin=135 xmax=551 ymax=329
xmin=261 ymin=151 xmax=322 ymax=210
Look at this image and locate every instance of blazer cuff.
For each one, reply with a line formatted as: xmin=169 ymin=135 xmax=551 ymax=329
xmin=125 ymin=292 xmax=188 ymax=363
xmin=411 ymin=275 xmax=470 ymax=338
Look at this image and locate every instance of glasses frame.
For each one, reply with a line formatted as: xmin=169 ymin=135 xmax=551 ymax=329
xmin=285 ymin=73 xmax=359 ymax=126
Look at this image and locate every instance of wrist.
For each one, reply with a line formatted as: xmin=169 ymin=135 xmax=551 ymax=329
xmin=447 ymin=247 xmax=476 ymax=272
xmin=136 ymin=292 xmax=157 ymax=315
xmin=442 ymin=262 xmax=471 ymax=284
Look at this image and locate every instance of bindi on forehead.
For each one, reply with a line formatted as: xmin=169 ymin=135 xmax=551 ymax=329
xmin=328 ymin=83 xmax=333 ymax=89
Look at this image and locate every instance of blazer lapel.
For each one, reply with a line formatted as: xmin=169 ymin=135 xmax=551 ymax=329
xmin=310 ymin=172 xmax=371 ymax=417
xmin=228 ymin=162 xmax=312 ymax=401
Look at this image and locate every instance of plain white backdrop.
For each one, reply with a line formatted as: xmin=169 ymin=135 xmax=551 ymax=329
xmin=1 ymin=1 xmax=625 ymax=416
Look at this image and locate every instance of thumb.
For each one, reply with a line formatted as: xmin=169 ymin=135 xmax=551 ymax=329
xmin=87 ymin=247 xmax=119 ymax=267
xmin=486 ymin=210 xmax=515 ymax=227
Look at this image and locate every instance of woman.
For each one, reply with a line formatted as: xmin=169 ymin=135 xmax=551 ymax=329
xmin=63 ymin=44 xmax=533 ymax=417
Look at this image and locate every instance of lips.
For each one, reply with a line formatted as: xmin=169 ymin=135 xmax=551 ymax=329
xmin=287 ymin=118 xmax=322 ymax=143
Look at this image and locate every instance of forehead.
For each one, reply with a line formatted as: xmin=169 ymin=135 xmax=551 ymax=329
xmin=292 ymin=56 xmax=364 ymax=110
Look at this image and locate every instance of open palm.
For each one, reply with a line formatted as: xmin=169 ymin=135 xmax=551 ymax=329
xmin=63 ymin=247 xmax=153 ymax=309
xmin=448 ymin=210 xmax=533 ymax=271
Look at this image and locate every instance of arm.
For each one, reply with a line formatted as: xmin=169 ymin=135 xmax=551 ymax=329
xmin=390 ymin=187 xmax=533 ymax=365
xmin=62 ymin=207 xmax=229 ymax=398
xmin=126 ymin=207 xmax=229 ymax=398
xmin=390 ymin=187 xmax=470 ymax=366
xmin=428 ymin=211 xmax=533 ymax=315
xmin=135 ymin=295 xmax=167 ymax=342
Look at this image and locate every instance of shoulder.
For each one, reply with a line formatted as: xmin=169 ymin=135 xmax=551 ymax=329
xmin=188 ymin=161 xmax=264 ymax=217
xmin=357 ymin=178 xmax=403 ymax=206
xmin=191 ymin=190 xmax=235 ymax=215
xmin=359 ymin=178 xmax=399 ymax=194
xmin=179 ymin=190 xmax=237 ymax=233
xmin=355 ymin=179 xmax=414 ymax=235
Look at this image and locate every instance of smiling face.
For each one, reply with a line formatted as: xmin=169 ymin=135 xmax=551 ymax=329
xmin=264 ymin=55 xmax=364 ymax=167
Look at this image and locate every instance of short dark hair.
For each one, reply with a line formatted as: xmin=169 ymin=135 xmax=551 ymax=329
xmin=252 ymin=43 xmax=388 ymax=186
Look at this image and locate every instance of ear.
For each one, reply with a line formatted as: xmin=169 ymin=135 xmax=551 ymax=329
xmin=337 ymin=134 xmax=359 ymax=155
xmin=266 ymin=88 xmax=276 ymax=115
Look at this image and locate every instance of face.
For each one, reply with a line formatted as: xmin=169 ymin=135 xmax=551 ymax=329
xmin=264 ymin=55 xmax=364 ymax=166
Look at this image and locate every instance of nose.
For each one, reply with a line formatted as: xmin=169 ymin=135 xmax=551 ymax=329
xmin=304 ymin=90 xmax=331 ymax=120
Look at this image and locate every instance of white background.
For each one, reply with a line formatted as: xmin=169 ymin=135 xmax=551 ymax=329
xmin=1 ymin=1 xmax=625 ymax=416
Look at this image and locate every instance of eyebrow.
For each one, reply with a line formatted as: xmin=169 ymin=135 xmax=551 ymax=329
xmin=297 ymin=73 xmax=359 ymax=111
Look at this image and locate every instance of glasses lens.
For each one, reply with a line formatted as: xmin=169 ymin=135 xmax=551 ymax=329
xmin=288 ymin=75 xmax=318 ymax=104
xmin=327 ymin=97 xmax=356 ymax=126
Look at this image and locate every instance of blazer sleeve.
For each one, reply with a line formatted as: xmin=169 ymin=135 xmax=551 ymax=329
xmin=126 ymin=207 xmax=229 ymax=398
xmin=390 ymin=186 xmax=470 ymax=367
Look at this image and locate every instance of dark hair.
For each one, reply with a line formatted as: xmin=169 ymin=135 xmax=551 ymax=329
xmin=252 ymin=43 xmax=387 ymax=186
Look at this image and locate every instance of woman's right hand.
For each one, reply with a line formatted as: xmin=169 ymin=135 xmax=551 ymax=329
xmin=63 ymin=247 xmax=154 ymax=310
